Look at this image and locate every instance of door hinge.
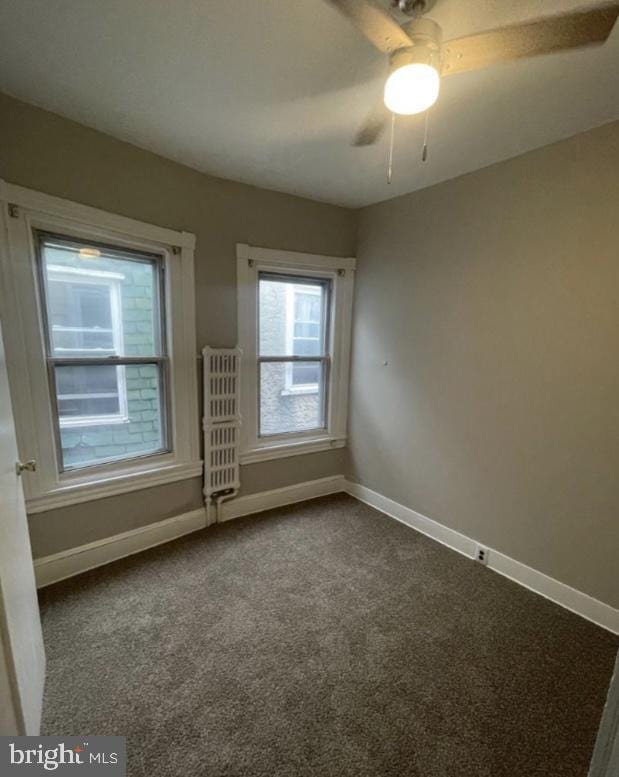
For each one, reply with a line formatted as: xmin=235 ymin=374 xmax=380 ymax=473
xmin=8 ymin=203 xmax=19 ymax=218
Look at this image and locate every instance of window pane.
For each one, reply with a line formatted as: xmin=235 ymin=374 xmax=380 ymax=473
xmin=292 ymin=362 xmax=319 ymax=386
xmin=259 ymin=361 xmax=325 ymax=436
xmin=55 ymin=364 xmax=166 ymax=470
xmin=259 ymin=276 xmax=327 ymax=357
xmin=57 ymin=364 xmax=119 ymax=396
xmin=57 ymin=364 xmax=121 ymax=418
xmin=49 ymin=280 xmax=113 ymax=330
xmin=294 ymin=322 xmax=320 ymax=339
xmin=293 ymin=339 xmax=320 ymax=357
xmin=40 ymin=237 xmax=163 ymax=357
xmin=53 ymin=327 xmax=115 ymax=355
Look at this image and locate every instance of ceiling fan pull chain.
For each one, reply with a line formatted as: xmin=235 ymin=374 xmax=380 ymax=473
xmin=387 ymin=113 xmax=396 ymax=184
xmin=422 ymin=108 xmax=430 ymax=162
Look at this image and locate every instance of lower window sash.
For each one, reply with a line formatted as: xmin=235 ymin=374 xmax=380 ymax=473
xmin=47 ymin=358 xmax=171 ymax=472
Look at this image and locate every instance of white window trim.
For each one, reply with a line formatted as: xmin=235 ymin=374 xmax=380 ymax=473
xmin=46 ymin=264 xmax=129 ymax=428
xmin=0 ymin=181 xmax=201 ymax=513
xmin=237 ymin=243 xmax=355 ymax=464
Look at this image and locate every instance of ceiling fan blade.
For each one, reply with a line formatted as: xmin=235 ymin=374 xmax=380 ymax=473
xmin=353 ymin=100 xmax=389 ymax=146
xmin=442 ymin=3 xmax=619 ymax=76
xmin=324 ymin=0 xmax=413 ymax=54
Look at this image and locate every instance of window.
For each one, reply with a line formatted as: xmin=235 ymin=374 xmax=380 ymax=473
xmin=237 ymin=244 xmax=355 ymax=463
xmin=0 ymin=182 xmax=201 ymax=512
xmin=37 ymin=234 xmax=167 ymax=470
xmin=259 ymin=274 xmax=329 ymax=435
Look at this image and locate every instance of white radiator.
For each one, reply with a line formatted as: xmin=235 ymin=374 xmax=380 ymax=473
xmin=202 ymin=347 xmax=241 ymax=520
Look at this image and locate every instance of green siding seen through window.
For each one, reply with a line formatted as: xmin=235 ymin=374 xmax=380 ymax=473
xmin=37 ymin=233 xmax=169 ymax=471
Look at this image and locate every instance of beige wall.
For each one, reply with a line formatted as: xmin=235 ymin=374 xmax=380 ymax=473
xmin=348 ymin=121 xmax=619 ymax=608
xmin=0 ymin=93 xmax=356 ymax=557
xmin=2 ymin=92 xmax=617 ymax=609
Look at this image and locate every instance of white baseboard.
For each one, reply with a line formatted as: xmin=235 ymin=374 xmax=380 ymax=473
xmin=345 ymin=480 xmax=619 ymax=635
xmin=220 ymin=475 xmax=346 ymax=522
xmin=34 ymin=476 xmax=345 ymax=588
xmin=34 ymin=508 xmax=207 ymax=588
xmin=33 ymin=474 xmax=618 ymax=635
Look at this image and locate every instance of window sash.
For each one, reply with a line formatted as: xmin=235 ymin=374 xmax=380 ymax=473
xmin=46 ymin=358 xmax=171 ymax=470
xmin=257 ymin=272 xmax=331 ymax=358
xmin=257 ymin=355 xmax=329 ymax=363
xmin=256 ymin=271 xmax=332 ymax=438
xmin=47 ymin=355 xmax=167 ymax=366
xmin=38 ymin=231 xmax=167 ymax=359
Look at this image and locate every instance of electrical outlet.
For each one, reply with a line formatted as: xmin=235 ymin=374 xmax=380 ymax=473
xmin=475 ymin=545 xmax=489 ymax=565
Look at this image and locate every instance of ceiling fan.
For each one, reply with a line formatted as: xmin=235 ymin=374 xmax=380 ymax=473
xmin=324 ymin=0 xmax=619 ymax=147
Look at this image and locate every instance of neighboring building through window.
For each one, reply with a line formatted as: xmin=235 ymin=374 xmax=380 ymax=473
xmin=237 ymin=244 xmax=355 ymax=464
xmin=46 ymin=264 xmax=127 ymax=427
xmin=38 ymin=234 xmax=167 ymax=471
xmin=0 ymin=183 xmax=200 ymax=513
xmin=258 ymin=274 xmax=329 ymax=436
xmin=284 ymin=282 xmax=323 ymax=394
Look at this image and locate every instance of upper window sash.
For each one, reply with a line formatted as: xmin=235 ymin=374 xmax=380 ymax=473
xmin=36 ymin=231 xmax=167 ymax=362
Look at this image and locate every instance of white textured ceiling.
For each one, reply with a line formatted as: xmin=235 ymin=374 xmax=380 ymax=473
xmin=0 ymin=0 xmax=618 ymax=207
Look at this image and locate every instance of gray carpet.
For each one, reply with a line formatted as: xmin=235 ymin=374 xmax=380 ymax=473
xmin=39 ymin=494 xmax=617 ymax=777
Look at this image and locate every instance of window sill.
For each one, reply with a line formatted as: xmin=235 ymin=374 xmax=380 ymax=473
xmin=280 ymin=386 xmax=319 ymax=397
xmin=25 ymin=459 xmax=203 ymax=514
xmin=240 ymin=436 xmax=346 ymax=465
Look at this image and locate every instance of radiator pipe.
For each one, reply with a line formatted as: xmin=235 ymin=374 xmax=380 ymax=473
xmin=207 ymin=488 xmax=238 ymax=525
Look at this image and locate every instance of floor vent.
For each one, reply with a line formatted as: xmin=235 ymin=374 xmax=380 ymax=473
xmin=202 ymin=347 xmax=242 ymax=518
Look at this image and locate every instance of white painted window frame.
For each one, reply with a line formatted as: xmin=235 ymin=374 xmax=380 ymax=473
xmin=46 ymin=264 xmax=129 ymax=428
xmin=0 ymin=181 xmax=201 ymax=513
xmin=237 ymin=243 xmax=355 ymax=464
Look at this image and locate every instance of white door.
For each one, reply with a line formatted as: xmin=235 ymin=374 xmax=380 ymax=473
xmin=589 ymin=651 xmax=619 ymax=777
xmin=0 ymin=317 xmax=45 ymax=734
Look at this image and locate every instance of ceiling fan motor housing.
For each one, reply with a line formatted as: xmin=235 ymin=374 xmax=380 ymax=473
xmin=394 ymin=0 xmax=438 ymax=16
xmin=390 ymin=17 xmax=442 ymax=74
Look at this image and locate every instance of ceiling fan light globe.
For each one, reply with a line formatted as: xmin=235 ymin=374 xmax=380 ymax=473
xmin=384 ymin=63 xmax=440 ymax=115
